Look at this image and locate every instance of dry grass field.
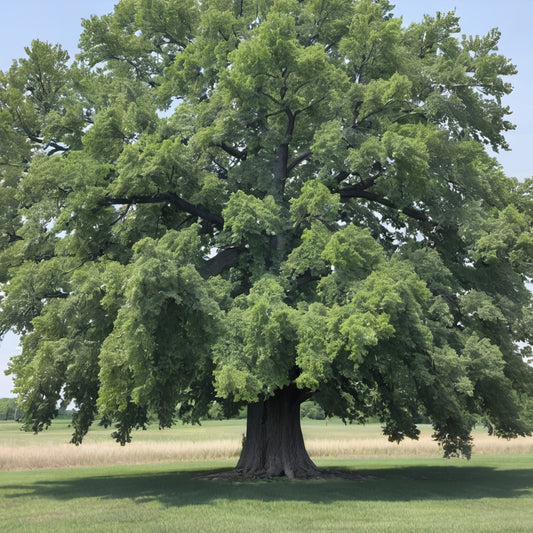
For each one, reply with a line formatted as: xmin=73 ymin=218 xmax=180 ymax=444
xmin=2 ymin=418 xmax=532 ymax=471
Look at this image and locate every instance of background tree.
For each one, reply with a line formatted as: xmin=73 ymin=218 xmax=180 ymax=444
xmin=0 ymin=398 xmax=19 ymax=420
xmin=1 ymin=0 xmax=532 ymax=478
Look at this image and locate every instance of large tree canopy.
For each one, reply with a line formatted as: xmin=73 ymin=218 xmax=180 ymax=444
xmin=1 ymin=0 xmax=532 ymax=477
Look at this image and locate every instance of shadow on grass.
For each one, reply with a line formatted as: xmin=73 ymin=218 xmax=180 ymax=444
xmin=2 ymin=464 xmax=533 ymax=506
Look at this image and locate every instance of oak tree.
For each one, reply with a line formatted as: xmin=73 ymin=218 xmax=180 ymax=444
xmin=1 ymin=0 xmax=532 ymax=477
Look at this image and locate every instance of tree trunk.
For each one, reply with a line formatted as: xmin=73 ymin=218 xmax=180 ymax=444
xmin=235 ymin=385 xmax=321 ymax=478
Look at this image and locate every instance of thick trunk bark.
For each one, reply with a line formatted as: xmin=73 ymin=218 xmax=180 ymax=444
xmin=235 ymin=385 xmax=321 ymax=478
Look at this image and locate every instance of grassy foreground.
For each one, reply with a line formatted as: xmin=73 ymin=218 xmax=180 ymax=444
xmin=1 ymin=456 xmax=532 ymax=532
xmin=1 ymin=420 xmax=532 ymax=532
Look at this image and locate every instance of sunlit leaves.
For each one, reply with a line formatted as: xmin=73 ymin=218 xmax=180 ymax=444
xmin=223 ymin=191 xmax=281 ymax=241
xmin=290 ymin=179 xmax=340 ymax=225
xmin=213 ymin=276 xmax=296 ymax=402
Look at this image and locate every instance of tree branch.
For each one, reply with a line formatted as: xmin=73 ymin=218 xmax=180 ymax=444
xmin=41 ymin=291 xmax=71 ymax=300
xmin=293 ymin=95 xmax=327 ymax=117
xmin=333 ymin=170 xmax=351 ymax=183
xmin=98 ymin=193 xmax=224 ymax=230
xmin=217 ymin=142 xmax=247 ymax=160
xmin=110 ymin=204 xmax=132 ymax=226
xmin=295 ymin=270 xmax=321 ymax=290
xmin=287 ymin=150 xmax=312 ymax=173
xmin=5 ymin=232 xmax=23 ymax=243
xmin=198 ymin=247 xmax=246 ymax=278
xmin=44 ymin=140 xmax=70 ymax=154
xmin=338 ymin=187 xmax=430 ymax=223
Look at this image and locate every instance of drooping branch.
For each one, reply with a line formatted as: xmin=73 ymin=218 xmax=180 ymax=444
xmin=98 ymin=193 xmax=224 ymax=230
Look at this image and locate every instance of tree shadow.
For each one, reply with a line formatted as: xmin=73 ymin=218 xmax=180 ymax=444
xmin=2 ymin=464 xmax=533 ymax=507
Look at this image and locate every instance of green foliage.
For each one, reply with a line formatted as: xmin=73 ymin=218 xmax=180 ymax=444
xmin=213 ymin=277 xmax=297 ymax=402
xmin=223 ymin=192 xmax=281 ymax=241
xmin=290 ymin=179 xmax=340 ymax=226
xmin=0 ymin=0 xmax=531 ymax=457
xmin=98 ymin=229 xmax=220 ymax=443
xmin=300 ymin=400 xmax=326 ymax=420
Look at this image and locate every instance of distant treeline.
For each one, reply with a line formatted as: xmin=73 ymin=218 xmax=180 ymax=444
xmin=0 ymin=398 xmax=430 ymax=425
xmin=0 ymin=398 xmax=20 ymax=420
xmin=0 ymin=398 xmax=73 ymax=421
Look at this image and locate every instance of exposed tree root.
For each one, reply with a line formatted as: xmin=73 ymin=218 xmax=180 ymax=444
xmin=196 ymin=468 xmax=374 ymax=481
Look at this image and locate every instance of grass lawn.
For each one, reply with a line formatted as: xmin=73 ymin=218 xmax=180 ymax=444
xmin=1 ymin=420 xmax=532 ymax=532
xmin=1 ymin=456 xmax=532 ymax=532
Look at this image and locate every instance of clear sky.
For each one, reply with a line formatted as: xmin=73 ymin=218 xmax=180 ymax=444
xmin=0 ymin=1 xmax=532 ymax=397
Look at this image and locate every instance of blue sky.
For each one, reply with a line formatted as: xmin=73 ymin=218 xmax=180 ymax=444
xmin=1 ymin=1 xmax=532 ymax=397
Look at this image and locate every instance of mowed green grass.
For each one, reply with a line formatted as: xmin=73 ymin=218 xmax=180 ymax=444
xmin=1 ymin=420 xmax=532 ymax=532
xmin=1 ymin=457 xmax=533 ymax=532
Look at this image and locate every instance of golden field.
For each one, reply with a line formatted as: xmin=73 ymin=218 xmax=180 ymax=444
xmin=1 ymin=418 xmax=532 ymax=471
